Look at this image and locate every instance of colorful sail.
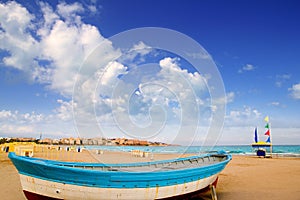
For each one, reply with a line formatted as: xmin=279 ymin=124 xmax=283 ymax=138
xmin=265 ymin=129 xmax=270 ymax=136
xmin=252 ymin=116 xmax=273 ymax=157
xmin=254 ymin=127 xmax=258 ymax=143
xmin=265 ymin=123 xmax=269 ymax=129
xmin=264 ymin=116 xmax=269 ymax=122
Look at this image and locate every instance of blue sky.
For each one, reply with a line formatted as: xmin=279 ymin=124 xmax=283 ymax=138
xmin=0 ymin=0 xmax=299 ymax=145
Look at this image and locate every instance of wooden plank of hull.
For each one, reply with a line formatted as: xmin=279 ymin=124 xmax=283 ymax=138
xmin=157 ymin=178 xmax=218 ymax=200
xmin=20 ymin=173 xmax=219 ymax=200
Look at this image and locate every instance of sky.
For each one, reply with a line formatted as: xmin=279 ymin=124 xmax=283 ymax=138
xmin=0 ymin=0 xmax=300 ymax=145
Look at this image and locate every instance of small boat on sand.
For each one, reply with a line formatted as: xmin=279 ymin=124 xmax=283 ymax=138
xmin=9 ymin=151 xmax=231 ymax=200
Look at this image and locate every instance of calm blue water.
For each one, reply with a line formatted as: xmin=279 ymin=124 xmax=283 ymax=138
xmin=84 ymin=145 xmax=300 ymax=157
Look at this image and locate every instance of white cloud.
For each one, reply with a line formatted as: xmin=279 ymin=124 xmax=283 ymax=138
xmin=70 ymin=56 xmax=214 ymax=140
xmin=1 ymin=2 xmax=206 ymax=141
xmin=0 ymin=110 xmax=14 ymax=119
xmin=117 ymin=41 xmax=153 ymax=65
xmin=159 ymin=57 xmax=207 ymax=93
xmin=289 ymin=83 xmax=300 ymax=100
xmin=275 ymin=74 xmax=291 ymax=87
xmin=185 ymin=52 xmax=210 ymax=60
xmin=0 ymin=124 xmax=35 ymax=136
xmin=269 ymin=102 xmax=280 ymax=106
xmin=100 ymin=61 xmax=128 ymax=86
xmin=0 ymin=108 xmax=77 ymax=138
xmin=0 ymin=2 xmax=225 ymax=143
xmin=225 ymin=106 xmax=262 ymax=127
xmin=226 ymin=92 xmax=235 ymax=103
xmin=0 ymin=1 xmax=40 ymax=73
xmin=0 ymin=110 xmax=44 ymax=123
xmin=39 ymin=2 xmax=111 ymax=96
xmin=238 ymin=64 xmax=255 ymax=73
xmin=213 ymin=92 xmax=235 ymax=105
xmin=130 ymin=41 xmax=152 ymax=56
xmin=158 ymin=57 xmax=208 ymax=112
xmin=56 ymin=2 xmax=84 ymax=23
xmin=0 ymin=1 xmax=118 ymax=97
xmin=87 ymin=5 xmax=97 ymax=13
xmin=112 ymin=57 xmax=215 ymax=132
xmin=0 ymin=110 xmax=41 ymax=136
xmin=268 ymin=101 xmax=287 ymax=108
xmin=55 ymin=99 xmax=76 ymax=121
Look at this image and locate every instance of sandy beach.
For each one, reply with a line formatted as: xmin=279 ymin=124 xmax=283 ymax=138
xmin=1 ymin=148 xmax=300 ymax=200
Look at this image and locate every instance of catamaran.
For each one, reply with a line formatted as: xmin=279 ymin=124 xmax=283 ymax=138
xmin=251 ymin=116 xmax=272 ymax=157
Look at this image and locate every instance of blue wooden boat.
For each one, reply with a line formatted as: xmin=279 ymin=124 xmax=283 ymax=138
xmin=9 ymin=151 xmax=231 ymax=200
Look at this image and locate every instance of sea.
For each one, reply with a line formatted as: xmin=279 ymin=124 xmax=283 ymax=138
xmin=84 ymin=145 xmax=300 ymax=157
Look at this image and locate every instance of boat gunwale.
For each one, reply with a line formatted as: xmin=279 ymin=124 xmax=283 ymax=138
xmin=8 ymin=152 xmax=231 ymax=188
xmin=8 ymin=152 xmax=231 ymax=174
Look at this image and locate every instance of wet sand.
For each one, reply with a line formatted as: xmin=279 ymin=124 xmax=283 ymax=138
xmin=0 ymin=148 xmax=300 ymax=200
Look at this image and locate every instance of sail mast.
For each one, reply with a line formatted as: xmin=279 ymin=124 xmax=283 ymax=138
xmin=264 ymin=116 xmax=272 ymax=157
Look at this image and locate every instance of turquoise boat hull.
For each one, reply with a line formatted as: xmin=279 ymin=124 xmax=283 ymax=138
xmin=9 ymin=152 xmax=231 ymax=199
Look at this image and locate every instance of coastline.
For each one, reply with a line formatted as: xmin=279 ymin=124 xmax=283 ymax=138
xmin=1 ymin=150 xmax=300 ymax=200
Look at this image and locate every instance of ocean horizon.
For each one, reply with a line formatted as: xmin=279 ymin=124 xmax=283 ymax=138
xmin=84 ymin=145 xmax=300 ymax=157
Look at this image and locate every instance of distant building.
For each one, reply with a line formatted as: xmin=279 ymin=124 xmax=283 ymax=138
xmin=39 ymin=138 xmax=53 ymax=144
xmin=16 ymin=137 xmax=36 ymax=142
xmin=52 ymin=139 xmax=60 ymax=144
xmin=139 ymin=140 xmax=149 ymax=146
xmin=8 ymin=136 xmax=167 ymax=146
